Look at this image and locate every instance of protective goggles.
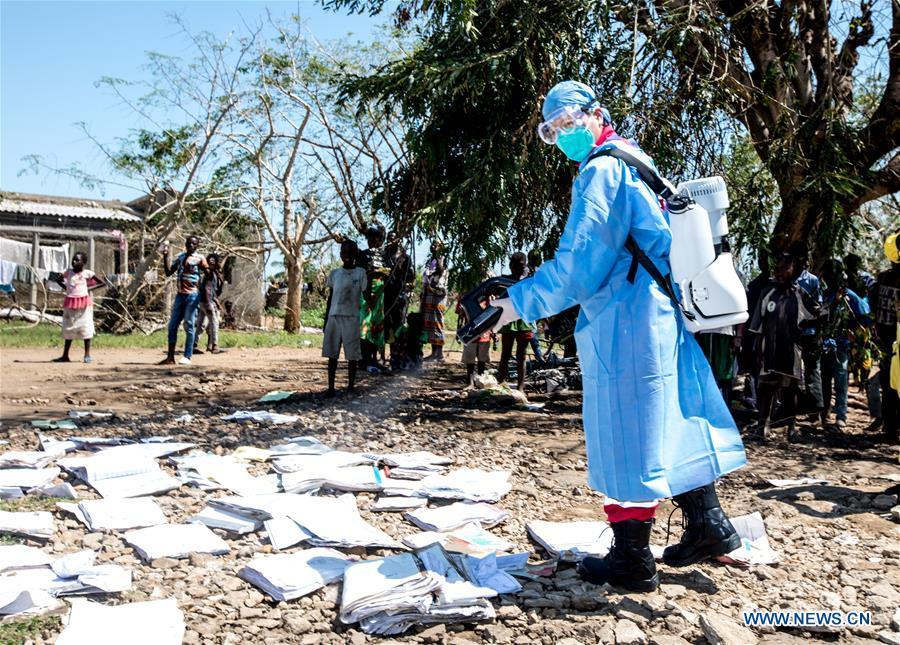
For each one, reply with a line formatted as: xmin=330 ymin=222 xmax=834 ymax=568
xmin=537 ymin=105 xmax=593 ymax=145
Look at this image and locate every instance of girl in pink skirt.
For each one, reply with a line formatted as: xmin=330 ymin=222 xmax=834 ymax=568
xmin=53 ymin=252 xmax=105 ymax=363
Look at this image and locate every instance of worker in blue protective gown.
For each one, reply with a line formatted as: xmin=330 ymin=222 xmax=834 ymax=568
xmin=490 ymin=81 xmax=747 ymax=592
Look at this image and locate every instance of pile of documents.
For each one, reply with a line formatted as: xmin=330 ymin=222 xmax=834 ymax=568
xmin=526 ymin=519 xmax=613 ymax=561
xmin=173 ymin=452 xmax=280 ymax=495
xmin=281 ymin=464 xmax=384 ymax=494
xmin=58 ymin=498 xmax=167 ymax=531
xmin=0 ymin=548 xmax=131 ymax=617
xmin=340 ymin=544 xmax=503 ymax=635
xmin=58 ymin=452 xmax=181 ymax=499
xmin=0 ymin=449 xmax=63 ymax=469
xmin=403 ymin=522 xmax=513 ymax=556
xmin=715 ymin=512 xmax=780 ymax=566
xmin=0 ymin=467 xmax=61 ymax=498
xmin=223 ymin=410 xmax=299 ymax=425
xmin=56 ymin=597 xmax=184 ymax=645
xmin=371 ymin=496 xmax=428 ymax=512
xmin=123 ymin=523 xmax=230 ymax=561
xmin=239 ymin=547 xmax=350 ymax=600
xmin=0 ymin=510 xmax=55 ymax=539
xmin=190 ymin=505 xmax=262 ymax=535
xmin=417 ymin=469 xmax=512 ymax=503
xmin=269 ymin=436 xmax=332 ymax=456
xmin=371 ymin=451 xmax=452 ymax=480
xmin=404 ymin=502 xmax=508 ymax=532
xmin=207 ymin=493 xmax=402 ymax=550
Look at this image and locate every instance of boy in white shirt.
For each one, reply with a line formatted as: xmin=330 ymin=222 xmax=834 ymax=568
xmin=323 ymin=240 xmax=367 ymax=396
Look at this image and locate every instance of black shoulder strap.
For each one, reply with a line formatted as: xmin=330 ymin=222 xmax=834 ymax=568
xmin=586 ymin=145 xmax=674 ymax=199
xmin=588 ymin=145 xmax=695 ymax=322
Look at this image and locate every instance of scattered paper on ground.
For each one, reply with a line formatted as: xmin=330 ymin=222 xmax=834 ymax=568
xmin=239 ymin=547 xmax=350 ymax=601
xmin=124 ymin=523 xmax=230 ymax=561
xmin=526 ymin=519 xmax=613 ymax=561
xmin=716 ymin=512 xmax=780 ymax=566
xmin=56 ymin=597 xmax=184 ymax=645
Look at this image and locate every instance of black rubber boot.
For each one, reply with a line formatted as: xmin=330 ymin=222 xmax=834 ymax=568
xmin=663 ymin=483 xmax=741 ymax=567
xmin=577 ymin=519 xmax=658 ymax=592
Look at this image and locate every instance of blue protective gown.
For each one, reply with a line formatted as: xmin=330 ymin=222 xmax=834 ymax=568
xmin=507 ymin=140 xmax=747 ymax=502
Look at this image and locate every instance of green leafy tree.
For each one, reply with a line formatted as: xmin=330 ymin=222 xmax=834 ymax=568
xmin=327 ymin=0 xmax=898 ymax=273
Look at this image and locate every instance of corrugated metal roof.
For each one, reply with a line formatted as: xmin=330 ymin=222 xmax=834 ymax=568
xmin=0 ymin=195 xmax=142 ymax=223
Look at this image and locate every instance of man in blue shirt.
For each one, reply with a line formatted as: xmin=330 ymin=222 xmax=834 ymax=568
xmin=820 ymin=259 xmax=870 ymax=429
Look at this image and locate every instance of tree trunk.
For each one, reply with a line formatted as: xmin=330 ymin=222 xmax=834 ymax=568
xmin=283 ymin=254 xmax=303 ymax=333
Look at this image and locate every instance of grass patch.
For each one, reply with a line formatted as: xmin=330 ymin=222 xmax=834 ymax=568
xmin=0 ymin=497 xmax=67 ymax=512
xmin=0 ymin=534 xmax=24 ymax=545
xmin=0 ymin=615 xmax=61 ymax=643
xmin=0 ymin=321 xmax=322 ymax=350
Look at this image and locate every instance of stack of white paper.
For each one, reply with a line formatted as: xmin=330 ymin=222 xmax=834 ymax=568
xmin=0 ymin=588 xmax=62 ymax=616
xmin=92 ymin=442 xmax=195 ymax=460
xmin=223 ymin=410 xmax=299 ymax=425
xmin=0 ymin=545 xmax=52 ymax=572
xmin=0 ymin=467 xmax=60 ymax=492
xmin=376 ymin=452 xmax=452 ymax=480
xmin=123 ymin=524 xmax=230 ymax=561
xmin=269 ymin=436 xmax=331 ymax=456
xmin=418 ymin=469 xmax=512 ymax=503
xmin=281 ymin=464 xmax=384 ymax=494
xmin=0 ymin=450 xmax=62 ymax=469
xmin=239 ymin=547 xmax=350 ymax=600
xmin=58 ymin=454 xmax=181 ymax=499
xmin=371 ymin=496 xmax=428 ymax=512
xmin=28 ymin=482 xmax=77 ymax=499
xmin=526 ymin=519 xmax=613 ymax=561
xmin=341 ymin=545 xmax=497 ymax=636
xmin=208 ymin=493 xmax=317 ymax=521
xmin=403 ymin=522 xmax=513 ymax=556
xmin=404 ymin=502 xmax=508 ymax=532
xmin=0 ymin=549 xmax=131 ymax=617
xmin=56 ymin=597 xmax=184 ymax=645
xmin=291 ymin=494 xmax=401 ymax=549
xmin=340 ymin=553 xmax=443 ymax=627
xmin=716 ymin=512 xmax=780 ymax=566
xmin=190 ymin=505 xmax=261 ymax=534
xmin=39 ymin=434 xmax=78 ymax=454
xmin=59 ymin=498 xmax=167 ymax=532
xmin=272 ymin=451 xmax=372 ymax=473
xmin=173 ymin=452 xmax=280 ymax=496
xmin=0 ymin=510 xmax=54 ymax=539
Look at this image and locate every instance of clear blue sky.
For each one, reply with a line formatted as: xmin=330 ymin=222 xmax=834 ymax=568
xmin=1 ymin=0 xmax=384 ymax=202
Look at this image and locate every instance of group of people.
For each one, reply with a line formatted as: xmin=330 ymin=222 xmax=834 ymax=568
xmin=321 ymin=229 xmax=449 ymax=397
xmin=701 ymin=237 xmax=900 ymax=443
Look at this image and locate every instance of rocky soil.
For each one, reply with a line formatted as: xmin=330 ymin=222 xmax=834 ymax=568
xmin=2 ymin=354 xmax=899 ymax=644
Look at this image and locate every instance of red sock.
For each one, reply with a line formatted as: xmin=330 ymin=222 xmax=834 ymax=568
xmin=604 ymin=503 xmax=658 ymax=523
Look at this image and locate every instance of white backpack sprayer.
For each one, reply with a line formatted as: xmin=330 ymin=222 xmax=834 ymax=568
xmin=587 ymin=141 xmax=748 ymax=333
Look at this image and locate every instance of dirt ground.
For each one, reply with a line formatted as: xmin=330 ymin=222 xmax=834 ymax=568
xmin=1 ymin=348 xmax=899 ymax=644
xmin=0 ymin=347 xmax=335 ymax=423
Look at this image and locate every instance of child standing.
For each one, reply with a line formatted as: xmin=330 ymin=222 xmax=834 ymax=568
xmin=747 ymin=251 xmax=820 ymax=440
xmin=323 ymin=240 xmax=367 ymax=396
xmin=456 ymin=292 xmax=493 ymax=388
xmin=53 ymin=252 xmax=104 ymax=363
xmin=497 ymin=252 xmax=532 ymax=395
